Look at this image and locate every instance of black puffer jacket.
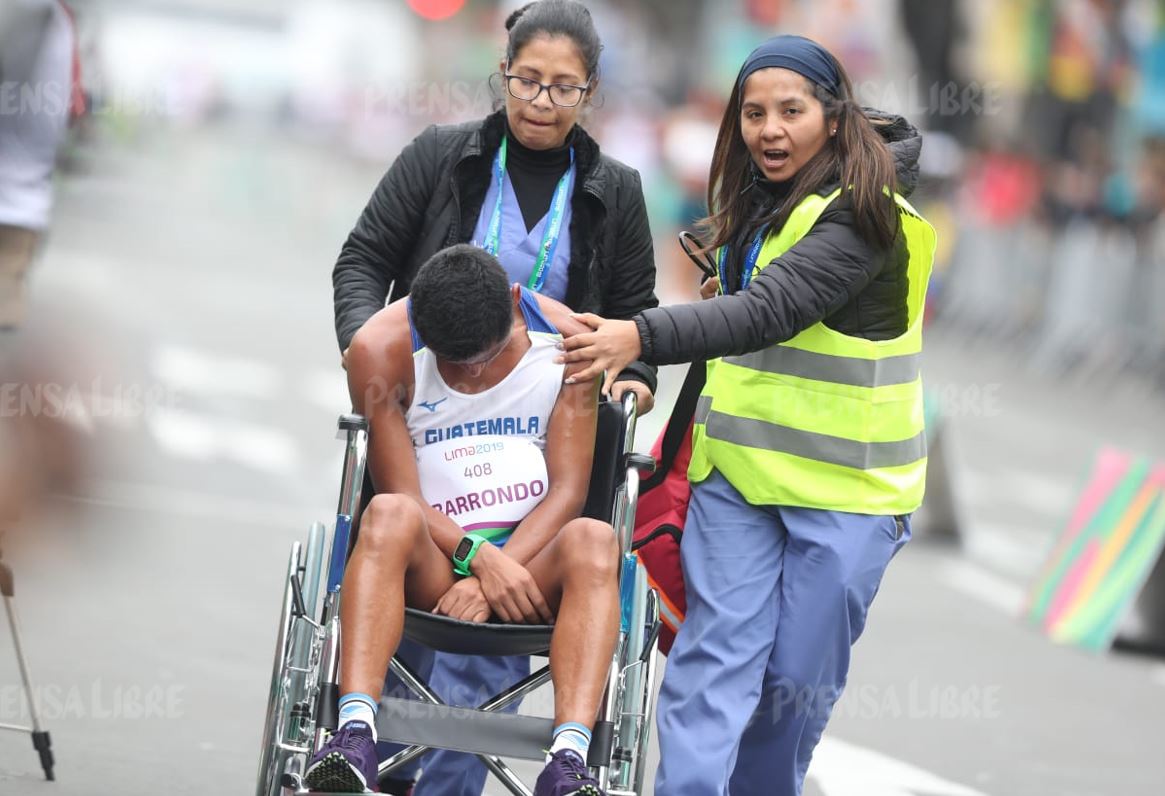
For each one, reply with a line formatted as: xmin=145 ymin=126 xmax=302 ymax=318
xmin=634 ymin=111 xmax=922 ymax=365
xmin=333 ymin=110 xmax=659 ymax=391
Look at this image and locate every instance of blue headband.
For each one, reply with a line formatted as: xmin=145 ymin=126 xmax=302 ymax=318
xmin=736 ymin=35 xmax=840 ymax=97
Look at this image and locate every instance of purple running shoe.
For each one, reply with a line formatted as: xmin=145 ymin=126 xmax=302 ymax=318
xmin=303 ymin=721 xmax=379 ymax=793
xmin=534 ymin=749 xmax=605 ymax=796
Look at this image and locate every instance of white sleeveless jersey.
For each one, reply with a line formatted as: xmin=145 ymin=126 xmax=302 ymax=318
xmin=405 ymin=288 xmax=564 ymax=545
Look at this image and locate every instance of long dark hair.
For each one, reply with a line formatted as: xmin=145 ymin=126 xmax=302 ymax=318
xmin=697 ymin=49 xmax=899 ymax=253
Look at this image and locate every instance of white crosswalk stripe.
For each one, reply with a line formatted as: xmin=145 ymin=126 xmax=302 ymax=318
xmin=938 ymin=559 xmax=1027 ymax=617
xmin=151 ymin=343 xmax=284 ymax=400
xmin=145 ymin=406 xmax=302 ymax=476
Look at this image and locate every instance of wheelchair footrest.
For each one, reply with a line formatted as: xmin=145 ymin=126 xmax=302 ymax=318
xmin=376 ymin=697 xmax=553 ymax=762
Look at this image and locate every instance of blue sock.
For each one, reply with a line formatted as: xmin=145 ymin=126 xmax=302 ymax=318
xmin=338 ymin=692 xmax=379 ymax=742
xmin=547 ymin=721 xmax=591 ymax=764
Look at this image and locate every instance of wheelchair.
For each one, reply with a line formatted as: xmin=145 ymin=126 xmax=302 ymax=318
xmin=256 ymin=393 xmax=661 ymax=796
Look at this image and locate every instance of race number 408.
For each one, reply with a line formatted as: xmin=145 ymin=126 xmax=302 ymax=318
xmin=464 ymin=463 xmax=494 ymax=478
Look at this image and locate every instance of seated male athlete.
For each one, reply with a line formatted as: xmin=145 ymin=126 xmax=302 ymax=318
xmin=305 ymin=245 xmax=619 ymax=796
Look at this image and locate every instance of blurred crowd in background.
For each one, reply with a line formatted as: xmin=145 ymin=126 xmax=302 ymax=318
xmin=13 ymin=0 xmax=1165 ymax=391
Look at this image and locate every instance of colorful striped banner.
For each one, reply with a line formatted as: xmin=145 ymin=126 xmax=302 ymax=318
xmin=1027 ymin=449 xmax=1165 ymax=651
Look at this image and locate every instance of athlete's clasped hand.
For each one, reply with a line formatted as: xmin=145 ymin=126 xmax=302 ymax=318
xmin=434 ymin=543 xmax=554 ymax=625
xmin=433 ymin=577 xmax=491 ymax=624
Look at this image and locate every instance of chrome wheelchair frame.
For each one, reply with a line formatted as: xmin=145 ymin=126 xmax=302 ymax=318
xmin=256 ymin=393 xmax=660 ymax=796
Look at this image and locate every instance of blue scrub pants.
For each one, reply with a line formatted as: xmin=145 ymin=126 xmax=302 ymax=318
xmin=378 ymin=639 xmax=530 ymax=795
xmin=655 ymin=470 xmax=910 ymax=796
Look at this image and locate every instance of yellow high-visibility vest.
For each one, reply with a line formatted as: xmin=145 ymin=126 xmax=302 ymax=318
xmin=689 ymin=188 xmax=937 ymax=515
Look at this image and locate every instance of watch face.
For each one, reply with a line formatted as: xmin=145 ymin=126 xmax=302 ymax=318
xmin=455 ymin=537 xmax=473 ymax=560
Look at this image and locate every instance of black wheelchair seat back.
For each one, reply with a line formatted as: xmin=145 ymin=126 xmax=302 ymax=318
xmin=581 ymin=398 xmax=626 ymax=524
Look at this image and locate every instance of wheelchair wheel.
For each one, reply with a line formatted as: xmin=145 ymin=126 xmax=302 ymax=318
xmin=299 ymin=522 xmax=328 ymax=625
xmin=256 ymin=524 xmax=331 ymax=796
xmin=256 ymin=541 xmax=302 ymax=796
xmin=631 ymin=586 xmax=661 ymax=794
xmin=608 ymin=561 xmax=661 ymax=795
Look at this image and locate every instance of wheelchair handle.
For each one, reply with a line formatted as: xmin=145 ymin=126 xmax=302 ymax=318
xmin=337 ymin=414 xmax=369 ymax=434
xmin=335 ymin=414 xmax=369 ymax=521
xmin=626 ymin=452 xmax=655 ymax=474
xmin=612 ymin=391 xmax=643 ymax=559
xmin=325 ymin=414 xmax=370 ymax=607
xmin=619 ymin=391 xmax=637 ymax=455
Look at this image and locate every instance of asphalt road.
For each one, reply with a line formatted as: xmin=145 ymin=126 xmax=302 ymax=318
xmin=1 ymin=124 xmax=1163 ymax=796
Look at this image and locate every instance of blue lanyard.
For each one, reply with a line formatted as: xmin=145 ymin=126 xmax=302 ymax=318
xmin=717 ymin=225 xmax=769 ymax=292
xmin=481 ymin=137 xmax=575 ymax=293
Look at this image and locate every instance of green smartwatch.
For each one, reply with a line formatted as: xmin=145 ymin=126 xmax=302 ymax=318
xmin=452 ymin=533 xmax=490 ymax=576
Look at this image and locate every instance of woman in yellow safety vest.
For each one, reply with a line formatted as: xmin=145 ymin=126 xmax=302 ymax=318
xmin=559 ymin=34 xmax=936 ymax=795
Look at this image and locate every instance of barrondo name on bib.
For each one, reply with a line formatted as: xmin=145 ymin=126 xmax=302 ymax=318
xmin=435 ymin=478 xmax=547 ymax=518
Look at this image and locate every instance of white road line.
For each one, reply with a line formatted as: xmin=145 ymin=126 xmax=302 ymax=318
xmin=33 ymin=248 xmax=120 ymax=297
xmin=810 ymin=736 xmax=988 ymax=796
xmin=996 ymin=467 xmax=1077 ymax=520
xmin=961 ymin=522 xmax=1048 ymax=580
xmin=956 ymin=463 xmax=1077 ymax=522
xmin=64 ymin=479 xmax=312 ymax=529
xmin=146 ymin=407 xmax=300 ymax=475
xmin=151 ymin=343 xmax=284 ymax=400
xmin=1152 ymin=665 xmax=1165 ymax=688
xmin=938 ymin=560 xmax=1026 ymax=617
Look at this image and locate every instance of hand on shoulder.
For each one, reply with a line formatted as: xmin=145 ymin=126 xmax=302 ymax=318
xmin=529 ymin=292 xmax=599 ymax=386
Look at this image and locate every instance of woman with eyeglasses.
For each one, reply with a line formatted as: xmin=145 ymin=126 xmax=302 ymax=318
xmin=331 ymin=2 xmax=656 ymax=795
xmin=558 ymin=35 xmax=936 ymax=796
xmin=334 ymin=0 xmax=657 ymax=414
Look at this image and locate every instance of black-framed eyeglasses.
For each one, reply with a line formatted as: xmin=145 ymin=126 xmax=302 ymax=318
xmin=504 ymin=73 xmax=591 ymax=108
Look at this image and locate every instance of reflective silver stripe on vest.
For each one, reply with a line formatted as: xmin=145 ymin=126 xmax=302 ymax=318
xmin=695 ymin=394 xmax=713 ymax=424
xmin=724 ymin=346 xmax=920 ymax=388
xmin=695 ymin=396 xmax=925 ymax=470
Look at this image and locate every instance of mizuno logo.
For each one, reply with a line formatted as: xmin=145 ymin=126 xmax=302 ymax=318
xmin=418 ymin=397 xmax=447 ymax=413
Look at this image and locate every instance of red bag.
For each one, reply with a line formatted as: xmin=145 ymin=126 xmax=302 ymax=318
xmin=632 ymin=363 xmax=704 ymax=654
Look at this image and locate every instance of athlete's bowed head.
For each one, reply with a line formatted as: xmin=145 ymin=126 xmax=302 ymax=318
xmin=410 ymin=244 xmax=516 ymax=374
